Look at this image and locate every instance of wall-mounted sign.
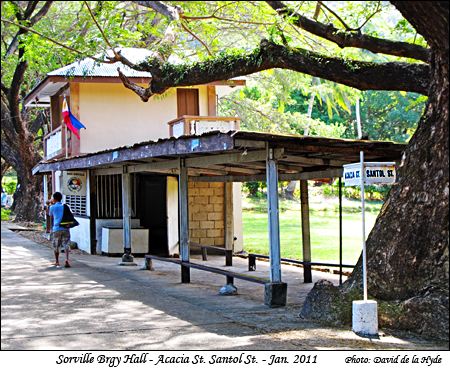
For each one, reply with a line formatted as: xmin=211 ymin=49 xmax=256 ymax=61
xmin=343 ymin=162 xmax=396 ymax=186
xmin=62 ymin=171 xmax=87 ymax=196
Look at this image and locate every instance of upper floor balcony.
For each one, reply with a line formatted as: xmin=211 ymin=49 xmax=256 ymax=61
xmin=43 ymin=125 xmax=64 ymax=160
xmin=43 ymin=125 xmax=81 ymax=160
xmin=168 ymin=115 xmax=241 ymax=138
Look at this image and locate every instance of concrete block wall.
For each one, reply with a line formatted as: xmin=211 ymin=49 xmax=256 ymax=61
xmin=188 ymin=181 xmax=225 ymax=246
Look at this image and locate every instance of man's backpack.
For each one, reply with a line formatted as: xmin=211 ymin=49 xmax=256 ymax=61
xmin=60 ymin=204 xmax=80 ymax=228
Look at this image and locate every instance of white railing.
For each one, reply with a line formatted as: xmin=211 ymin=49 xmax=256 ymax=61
xmin=168 ymin=116 xmax=240 ymax=138
xmin=44 ymin=126 xmax=63 ymax=159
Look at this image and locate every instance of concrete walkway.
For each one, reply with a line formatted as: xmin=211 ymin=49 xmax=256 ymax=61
xmin=1 ymin=223 xmax=446 ymax=350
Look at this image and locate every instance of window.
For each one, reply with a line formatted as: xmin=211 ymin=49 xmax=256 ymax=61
xmin=65 ymin=195 xmax=87 ymax=216
xmin=95 ymin=174 xmax=136 ymax=219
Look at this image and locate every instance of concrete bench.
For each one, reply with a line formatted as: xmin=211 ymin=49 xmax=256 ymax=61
xmin=144 ymin=254 xmax=286 ymax=307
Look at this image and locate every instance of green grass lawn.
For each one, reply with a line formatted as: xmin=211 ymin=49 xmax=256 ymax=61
xmin=242 ymin=195 xmax=382 ymax=265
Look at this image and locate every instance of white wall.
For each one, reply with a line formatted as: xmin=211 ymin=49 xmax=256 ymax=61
xmin=101 ymin=227 xmax=149 ymax=255
xmin=69 ymin=217 xmax=90 ymax=253
xmin=95 ymin=219 xmax=141 ymax=254
xmin=167 ymin=176 xmax=179 ymax=256
xmin=78 ymin=84 xmax=209 ymax=154
xmin=232 ymin=182 xmax=243 ymax=252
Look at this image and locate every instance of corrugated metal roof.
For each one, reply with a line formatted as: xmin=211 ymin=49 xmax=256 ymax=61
xmin=47 ymin=48 xmax=153 ymax=78
xmin=33 ymin=130 xmax=405 ymax=169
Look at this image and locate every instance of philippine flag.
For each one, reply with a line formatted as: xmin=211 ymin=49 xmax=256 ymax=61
xmin=62 ymin=98 xmax=86 ymax=139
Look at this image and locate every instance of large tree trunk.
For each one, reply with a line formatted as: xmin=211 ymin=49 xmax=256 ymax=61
xmin=12 ymin=166 xmax=43 ymax=222
xmin=1 ymin=1 xmax=51 ymax=222
xmin=1 ymin=113 xmax=43 ymax=221
xmin=301 ymin=3 xmax=449 ymax=341
xmin=1 ymin=158 xmax=11 ymax=189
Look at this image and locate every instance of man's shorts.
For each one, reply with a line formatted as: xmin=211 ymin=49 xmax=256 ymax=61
xmin=52 ymin=230 xmax=71 ymax=252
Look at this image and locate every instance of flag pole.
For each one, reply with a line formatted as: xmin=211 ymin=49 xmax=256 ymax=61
xmin=65 ymin=125 xmax=69 ymax=158
xmin=360 ymin=150 xmax=367 ymax=301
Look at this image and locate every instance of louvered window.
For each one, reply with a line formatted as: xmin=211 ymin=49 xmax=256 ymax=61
xmin=65 ymin=195 xmax=87 ymax=216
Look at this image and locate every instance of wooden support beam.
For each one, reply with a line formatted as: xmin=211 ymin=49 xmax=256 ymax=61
xmin=266 ymin=147 xmax=282 ymax=283
xmin=202 ymin=164 xmax=260 ymax=175
xmin=283 ymin=155 xmax=347 ymax=167
xmin=186 ymin=150 xmax=270 ymax=167
xmin=300 ymin=180 xmax=312 ymax=283
xmin=190 ymin=168 xmax=343 ymax=182
xmin=225 ymin=182 xmax=234 ymax=266
xmin=125 ymin=150 xmax=270 ymax=174
xmin=120 ymin=166 xmax=135 ymax=265
xmin=93 ymin=167 xmax=122 ymax=176
xmin=179 ymin=158 xmax=190 ymax=283
xmin=234 ymin=139 xmax=266 ymax=149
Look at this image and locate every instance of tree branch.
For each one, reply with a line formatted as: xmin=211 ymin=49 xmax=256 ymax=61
xmin=120 ymin=39 xmax=429 ymax=102
xmin=29 ymin=1 xmax=53 ymax=25
xmin=132 ymin=1 xmax=181 ymax=21
xmin=180 ymin=20 xmax=212 ymax=56
xmin=5 ymin=1 xmax=53 ymax=57
xmin=28 ymin=110 xmax=49 ymax=134
xmin=23 ymin=1 xmax=39 ymax=20
xmin=266 ymin=1 xmax=430 ymax=62
xmin=391 ymin=1 xmax=448 ymax=51
xmin=317 ymin=1 xmax=351 ymax=30
xmin=1 ymin=18 xmax=111 ymax=64
xmin=83 ymin=1 xmax=114 ymax=51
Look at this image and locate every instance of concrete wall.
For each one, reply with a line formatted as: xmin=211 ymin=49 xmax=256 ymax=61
xmin=78 ymin=84 xmax=209 ymax=153
xmin=101 ymin=227 xmax=149 ymax=255
xmin=233 ymin=183 xmax=243 ymax=252
xmin=69 ymin=216 xmax=90 ymax=252
xmin=188 ymin=182 xmax=225 ymax=247
xmin=95 ymin=219 xmax=141 ymax=254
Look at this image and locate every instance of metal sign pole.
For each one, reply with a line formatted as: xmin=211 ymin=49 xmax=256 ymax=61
xmin=360 ymin=151 xmax=367 ymax=301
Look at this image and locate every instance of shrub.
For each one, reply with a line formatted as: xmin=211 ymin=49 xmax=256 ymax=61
xmin=244 ymin=181 xmax=265 ymax=197
xmin=2 ymin=177 xmax=17 ymax=194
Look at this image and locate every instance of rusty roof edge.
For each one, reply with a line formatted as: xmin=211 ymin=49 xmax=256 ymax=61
xmin=33 ymin=132 xmax=236 ymax=174
xmin=33 ymin=130 xmax=407 ymax=175
xmin=232 ymin=130 xmax=407 ymax=147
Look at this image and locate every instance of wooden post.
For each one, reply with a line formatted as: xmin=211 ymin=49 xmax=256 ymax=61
xmin=266 ymin=148 xmax=282 ymax=283
xmin=88 ymin=170 xmax=97 ymax=255
xmin=207 ymin=86 xmax=217 ymax=116
xmin=224 ymin=182 xmax=234 ymax=266
xmin=339 ymin=177 xmax=343 ymax=285
xmin=69 ymin=83 xmax=81 ymax=156
xmin=300 ymin=179 xmax=312 ymax=283
xmin=248 ymin=254 xmax=256 ymax=271
xmin=120 ymin=165 xmax=135 ymax=265
xmin=179 ymin=158 xmax=190 ymax=283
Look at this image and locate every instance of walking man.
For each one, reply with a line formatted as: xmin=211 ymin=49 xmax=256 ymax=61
xmin=49 ymin=192 xmax=71 ymax=268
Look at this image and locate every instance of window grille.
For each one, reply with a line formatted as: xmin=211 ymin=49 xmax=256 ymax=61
xmin=95 ymin=174 xmax=136 ymax=219
xmin=65 ymin=195 xmax=87 ymax=216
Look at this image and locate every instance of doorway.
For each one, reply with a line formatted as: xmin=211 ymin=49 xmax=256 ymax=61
xmin=137 ymin=175 xmax=169 ymax=256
